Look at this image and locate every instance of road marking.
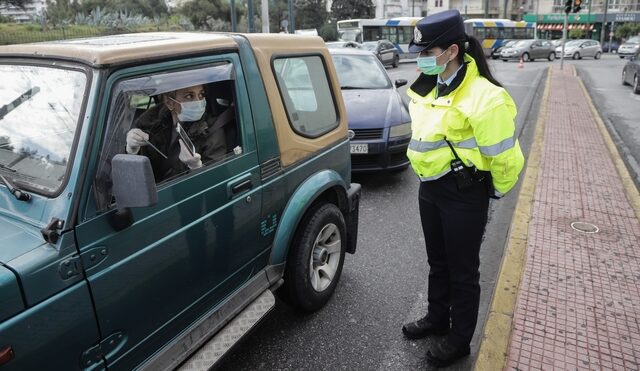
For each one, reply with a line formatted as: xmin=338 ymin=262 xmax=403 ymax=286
xmin=473 ymin=66 xmax=551 ymax=371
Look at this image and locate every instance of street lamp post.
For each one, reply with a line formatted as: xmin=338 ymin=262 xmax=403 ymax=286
xmin=600 ymin=0 xmax=609 ymax=47
xmin=231 ymin=0 xmax=237 ymax=32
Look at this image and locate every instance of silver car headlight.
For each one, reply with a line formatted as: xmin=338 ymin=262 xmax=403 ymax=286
xmin=389 ymin=122 xmax=412 ymax=138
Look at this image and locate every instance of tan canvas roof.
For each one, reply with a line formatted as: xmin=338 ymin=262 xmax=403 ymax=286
xmin=0 ymin=32 xmax=238 ymax=66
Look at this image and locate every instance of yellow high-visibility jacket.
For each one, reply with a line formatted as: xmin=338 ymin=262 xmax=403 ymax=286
xmin=406 ymin=54 xmax=524 ymax=197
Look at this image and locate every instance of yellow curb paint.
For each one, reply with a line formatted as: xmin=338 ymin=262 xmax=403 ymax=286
xmin=576 ymin=66 xmax=640 ymax=221
xmin=474 ymin=68 xmax=552 ymax=371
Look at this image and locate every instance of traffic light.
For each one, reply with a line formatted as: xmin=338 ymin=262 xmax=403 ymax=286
xmin=564 ymin=0 xmax=572 ymax=14
xmin=573 ymin=0 xmax=582 ymax=12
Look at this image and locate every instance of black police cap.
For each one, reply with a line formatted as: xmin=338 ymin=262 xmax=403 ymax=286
xmin=408 ymin=9 xmax=466 ymax=53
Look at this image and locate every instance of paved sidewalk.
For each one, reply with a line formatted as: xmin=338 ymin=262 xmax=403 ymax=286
xmin=476 ymin=65 xmax=640 ymax=370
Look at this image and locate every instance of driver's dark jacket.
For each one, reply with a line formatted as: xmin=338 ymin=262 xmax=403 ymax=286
xmin=133 ymin=104 xmax=226 ymax=182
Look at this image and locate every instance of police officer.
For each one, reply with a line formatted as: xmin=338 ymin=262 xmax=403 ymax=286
xmin=401 ymin=10 xmax=524 ymax=367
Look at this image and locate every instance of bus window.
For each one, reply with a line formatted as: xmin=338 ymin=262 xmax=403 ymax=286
xmin=513 ymin=28 xmax=527 ymax=38
xmin=363 ymin=26 xmax=382 ymax=41
xmin=398 ymin=26 xmax=413 ymax=43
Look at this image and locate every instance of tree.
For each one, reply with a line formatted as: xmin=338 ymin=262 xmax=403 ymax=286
xmin=0 ymin=0 xmax=28 ymax=10
xmin=295 ymin=0 xmax=327 ymax=30
xmin=615 ymin=23 xmax=640 ymax=40
xmin=569 ymin=28 xmax=584 ymax=39
xmin=180 ymin=0 xmax=243 ymax=30
xmin=330 ymin=0 xmax=373 ymax=21
xmin=45 ymin=0 xmax=80 ymax=26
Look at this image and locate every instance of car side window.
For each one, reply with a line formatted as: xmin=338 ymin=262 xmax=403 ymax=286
xmin=92 ymin=62 xmax=241 ymax=212
xmin=273 ymin=55 xmax=338 ymax=138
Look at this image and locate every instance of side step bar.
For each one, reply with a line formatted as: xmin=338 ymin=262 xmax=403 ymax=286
xmin=178 ymin=289 xmax=276 ymax=370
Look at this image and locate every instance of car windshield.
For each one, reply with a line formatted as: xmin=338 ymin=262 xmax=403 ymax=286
xmin=627 ymin=36 xmax=640 ymax=44
xmin=331 ymin=54 xmax=391 ymax=89
xmin=512 ymin=40 xmax=530 ymax=48
xmin=361 ymin=42 xmax=377 ymax=51
xmin=504 ymin=40 xmax=517 ymax=47
xmin=566 ymin=40 xmax=582 ymax=47
xmin=0 ymin=64 xmax=87 ymax=195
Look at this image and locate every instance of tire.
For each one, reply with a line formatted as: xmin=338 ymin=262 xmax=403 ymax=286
xmin=620 ymin=56 xmax=625 ymax=59
xmin=622 ymin=70 xmax=629 ymax=86
xmin=594 ymin=52 xmax=601 ymax=60
xmin=572 ymin=52 xmax=580 ymax=60
xmin=548 ymin=52 xmax=555 ymax=61
xmin=279 ymin=203 xmax=346 ymax=312
xmin=522 ymin=52 xmax=530 ymax=62
xmin=634 ymin=75 xmax=640 ymax=95
xmin=502 ymin=59 xmax=508 ymax=62
xmin=392 ymin=55 xmax=399 ymax=68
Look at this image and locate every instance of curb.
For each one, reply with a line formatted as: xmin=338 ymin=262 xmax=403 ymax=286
xmin=473 ymin=68 xmax=552 ymax=371
xmin=576 ymin=71 xmax=640 ymax=221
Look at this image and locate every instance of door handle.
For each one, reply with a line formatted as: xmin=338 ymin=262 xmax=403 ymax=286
xmin=228 ymin=174 xmax=253 ymax=197
xmin=231 ymin=179 xmax=252 ymax=194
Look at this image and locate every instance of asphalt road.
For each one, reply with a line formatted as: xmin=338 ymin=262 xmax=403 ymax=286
xmin=215 ymin=56 xmax=605 ymax=371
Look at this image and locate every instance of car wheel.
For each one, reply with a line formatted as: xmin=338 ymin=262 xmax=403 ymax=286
xmin=548 ymin=52 xmax=555 ymax=61
xmin=502 ymin=59 xmax=508 ymax=62
xmin=634 ymin=75 xmax=640 ymax=95
xmin=594 ymin=52 xmax=601 ymax=60
xmin=622 ymin=70 xmax=629 ymax=86
xmin=392 ymin=55 xmax=399 ymax=68
xmin=620 ymin=56 xmax=625 ymax=59
xmin=572 ymin=52 xmax=580 ymax=60
xmin=279 ymin=203 xmax=346 ymax=312
xmin=522 ymin=52 xmax=530 ymax=62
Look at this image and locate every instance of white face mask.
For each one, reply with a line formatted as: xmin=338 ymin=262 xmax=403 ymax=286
xmin=170 ymin=97 xmax=207 ymax=122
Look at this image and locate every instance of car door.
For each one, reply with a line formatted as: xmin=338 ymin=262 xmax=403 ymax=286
xmin=74 ymin=54 xmax=265 ymax=369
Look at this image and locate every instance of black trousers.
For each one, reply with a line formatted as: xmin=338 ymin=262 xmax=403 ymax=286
xmin=418 ymin=172 xmax=489 ymax=347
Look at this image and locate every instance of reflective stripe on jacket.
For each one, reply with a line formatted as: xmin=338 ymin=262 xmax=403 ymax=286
xmin=406 ymin=54 xmax=524 ymax=195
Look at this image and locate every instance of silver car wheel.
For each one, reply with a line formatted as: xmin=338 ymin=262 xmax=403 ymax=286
xmin=634 ymin=75 xmax=640 ymax=94
xmin=622 ymin=70 xmax=627 ymax=86
xmin=309 ymin=223 xmax=342 ymax=292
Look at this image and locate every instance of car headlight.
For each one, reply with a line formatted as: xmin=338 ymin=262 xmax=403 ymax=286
xmin=390 ymin=122 xmax=412 ymax=138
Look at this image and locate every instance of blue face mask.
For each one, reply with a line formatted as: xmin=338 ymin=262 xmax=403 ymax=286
xmin=170 ymin=97 xmax=207 ymax=122
xmin=416 ymin=49 xmax=449 ymax=76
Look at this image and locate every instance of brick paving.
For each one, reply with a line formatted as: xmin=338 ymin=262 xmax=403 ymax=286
xmin=505 ymin=65 xmax=640 ymax=370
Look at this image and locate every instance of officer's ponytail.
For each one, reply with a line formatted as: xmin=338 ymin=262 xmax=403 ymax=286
xmin=454 ymin=35 xmax=502 ymax=88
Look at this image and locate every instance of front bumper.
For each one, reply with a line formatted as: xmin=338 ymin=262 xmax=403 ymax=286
xmin=618 ymin=49 xmax=639 ymax=57
xmin=350 ymin=135 xmax=411 ymax=172
xmin=500 ymin=54 xmax=521 ymax=60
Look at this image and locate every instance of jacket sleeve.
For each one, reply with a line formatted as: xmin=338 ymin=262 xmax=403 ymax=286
xmin=469 ymin=90 xmax=525 ymax=196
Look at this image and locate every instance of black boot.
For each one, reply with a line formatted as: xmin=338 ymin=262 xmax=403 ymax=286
xmin=401 ymin=316 xmax=449 ymax=339
xmin=426 ymin=337 xmax=470 ymax=367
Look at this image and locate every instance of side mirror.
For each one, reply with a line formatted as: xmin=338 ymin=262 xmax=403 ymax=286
xmin=395 ymin=79 xmax=408 ymax=88
xmin=110 ymin=154 xmax=157 ymax=230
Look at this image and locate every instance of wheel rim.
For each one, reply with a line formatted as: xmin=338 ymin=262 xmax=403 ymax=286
xmin=523 ymin=53 xmax=529 ymax=61
xmin=635 ymin=76 xmax=639 ymax=91
xmin=309 ymin=223 xmax=342 ymax=292
xmin=622 ymin=71 xmax=626 ymax=84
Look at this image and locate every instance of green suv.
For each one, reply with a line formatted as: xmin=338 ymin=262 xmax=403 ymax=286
xmin=0 ymin=32 xmax=360 ymax=370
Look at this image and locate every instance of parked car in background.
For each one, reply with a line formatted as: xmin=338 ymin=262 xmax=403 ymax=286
xmin=602 ymin=40 xmax=621 ymax=53
xmin=555 ymin=39 xmax=602 ymax=60
xmin=329 ymin=48 xmax=411 ymax=172
xmin=618 ymin=36 xmax=640 ymax=59
xmin=500 ymin=39 xmax=556 ymax=62
xmin=621 ymin=50 xmax=640 ymax=94
xmin=326 ymin=41 xmax=363 ymax=49
xmin=361 ymin=39 xmax=400 ymax=68
xmin=491 ymin=39 xmax=516 ymax=59
xmin=550 ymin=39 xmax=563 ymax=48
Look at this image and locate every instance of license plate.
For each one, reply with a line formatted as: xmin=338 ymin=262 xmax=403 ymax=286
xmin=350 ymin=144 xmax=368 ymax=154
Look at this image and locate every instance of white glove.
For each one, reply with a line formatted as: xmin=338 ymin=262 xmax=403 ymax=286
xmin=126 ymin=128 xmax=149 ymax=154
xmin=178 ymin=139 xmax=202 ymax=169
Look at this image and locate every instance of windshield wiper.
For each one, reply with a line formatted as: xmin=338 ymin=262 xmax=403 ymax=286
xmin=0 ymin=163 xmax=16 ymax=172
xmin=0 ymin=174 xmax=31 ymax=202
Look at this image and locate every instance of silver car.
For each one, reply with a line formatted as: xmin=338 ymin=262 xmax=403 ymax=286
xmin=555 ymin=39 xmax=602 ymax=60
xmin=500 ymin=39 xmax=556 ymax=62
xmin=618 ymin=36 xmax=640 ymax=59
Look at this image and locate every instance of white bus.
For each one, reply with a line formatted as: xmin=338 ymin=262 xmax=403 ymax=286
xmin=463 ymin=19 xmax=536 ymax=56
xmin=336 ymin=17 xmax=421 ymax=58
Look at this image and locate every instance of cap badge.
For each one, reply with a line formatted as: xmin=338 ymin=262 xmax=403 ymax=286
xmin=414 ymin=27 xmax=422 ymax=43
